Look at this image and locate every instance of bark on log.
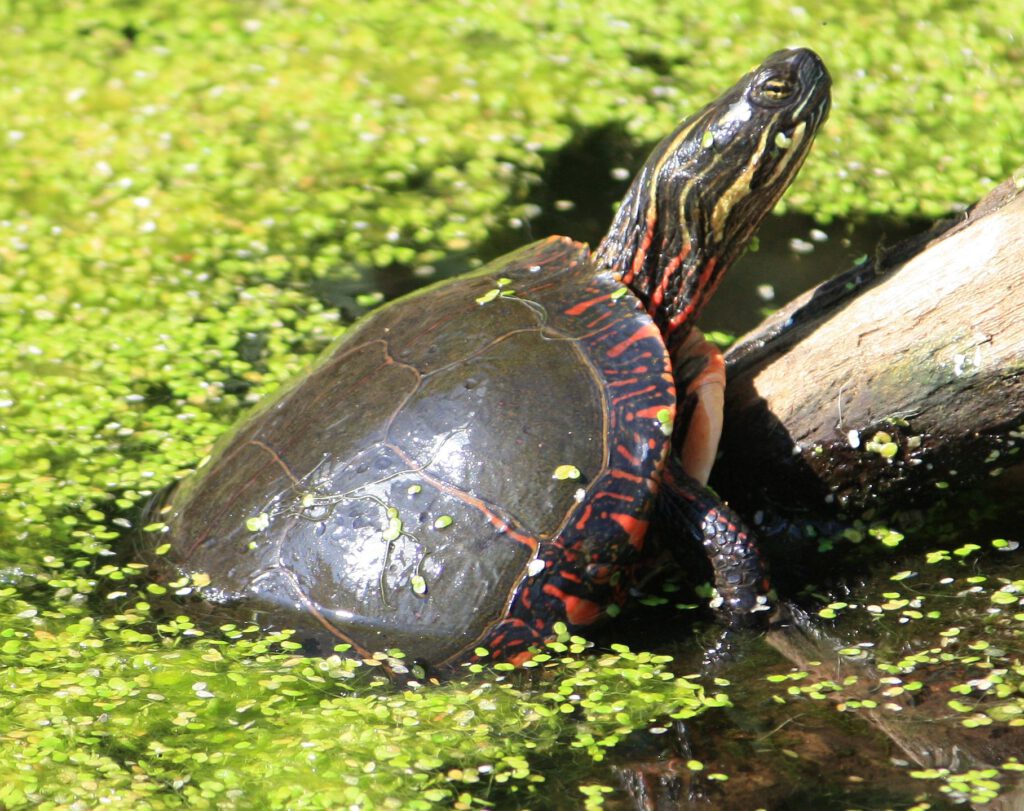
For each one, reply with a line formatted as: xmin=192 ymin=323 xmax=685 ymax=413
xmin=715 ymin=170 xmax=1024 ymax=519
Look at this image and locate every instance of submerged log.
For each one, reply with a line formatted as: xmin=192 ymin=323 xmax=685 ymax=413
xmin=765 ymin=611 xmax=1024 ymax=811
xmin=715 ymin=170 xmax=1024 ymax=518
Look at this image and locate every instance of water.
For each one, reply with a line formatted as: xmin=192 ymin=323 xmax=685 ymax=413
xmin=435 ymin=536 xmax=1023 ymax=811
xmin=9 ymin=125 xmax=1015 ymax=808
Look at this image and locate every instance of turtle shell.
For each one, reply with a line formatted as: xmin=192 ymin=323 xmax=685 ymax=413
xmin=143 ymin=235 xmax=676 ymax=672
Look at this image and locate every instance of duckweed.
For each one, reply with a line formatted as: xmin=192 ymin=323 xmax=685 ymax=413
xmin=0 ymin=598 xmax=719 ymax=808
xmin=2 ymin=1 xmax=1024 ymax=807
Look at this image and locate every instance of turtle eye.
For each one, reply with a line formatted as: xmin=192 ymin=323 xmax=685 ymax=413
xmin=762 ymin=77 xmax=795 ymax=100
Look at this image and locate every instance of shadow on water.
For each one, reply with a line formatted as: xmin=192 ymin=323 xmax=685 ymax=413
xmin=311 ymin=125 xmax=927 ymax=336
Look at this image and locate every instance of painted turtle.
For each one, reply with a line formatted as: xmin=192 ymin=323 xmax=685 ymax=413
xmin=142 ymin=49 xmax=830 ymax=676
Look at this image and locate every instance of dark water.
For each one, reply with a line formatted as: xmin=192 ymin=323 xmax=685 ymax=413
xmin=318 ymin=210 xmax=924 ymax=338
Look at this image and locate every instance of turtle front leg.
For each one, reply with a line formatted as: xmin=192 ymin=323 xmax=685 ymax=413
xmin=658 ymin=457 xmax=770 ymax=622
xmin=664 ymin=328 xmax=770 ymax=623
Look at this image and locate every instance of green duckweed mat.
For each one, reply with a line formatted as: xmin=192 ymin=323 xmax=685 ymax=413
xmin=1 ymin=1 xmax=1022 ymax=808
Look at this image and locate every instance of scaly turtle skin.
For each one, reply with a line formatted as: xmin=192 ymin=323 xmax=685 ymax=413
xmin=140 ymin=49 xmax=831 ymax=677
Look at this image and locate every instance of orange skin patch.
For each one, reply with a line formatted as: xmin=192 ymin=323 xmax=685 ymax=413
xmin=674 ymin=328 xmax=726 ymax=487
xmin=620 ymin=220 xmax=656 ymax=287
xmin=611 ymin=382 xmax=658 ymax=402
xmin=564 ymin=292 xmax=615 ymax=317
xmin=507 ymin=649 xmax=537 ymax=667
xmin=648 ymin=246 xmax=688 ymax=312
xmin=543 ymin=583 xmax=604 ymax=626
xmin=615 ymin=443 xmax=643 ymax=468
xmin=574 ymin=504 xmax=593 ymax=531
xmin=609 ymin=513 xmax=649 ymax=549
xmin=608 ymin=319 xmax=662 ymax=358
xmin=667 ymin=257 xmax=718 ymax=333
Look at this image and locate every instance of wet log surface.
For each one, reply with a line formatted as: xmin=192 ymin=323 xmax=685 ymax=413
xmin=715 ymin=170 xmax=1024 ymax=520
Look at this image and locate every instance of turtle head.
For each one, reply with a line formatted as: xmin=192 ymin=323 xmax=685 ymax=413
xmin=595 ymin=48 xmax=831 ymax=341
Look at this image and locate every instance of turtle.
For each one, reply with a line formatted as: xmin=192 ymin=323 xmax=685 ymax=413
xmin=140 ymin=48 xmax=831 ymax=678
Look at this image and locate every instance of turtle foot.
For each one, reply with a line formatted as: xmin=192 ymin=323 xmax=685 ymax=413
xmin=658 ymin=456 xmax=772 ymax=627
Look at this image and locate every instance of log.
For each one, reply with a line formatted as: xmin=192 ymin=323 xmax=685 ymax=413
xmin=715 ymin=170 xmax=1024 ymax=518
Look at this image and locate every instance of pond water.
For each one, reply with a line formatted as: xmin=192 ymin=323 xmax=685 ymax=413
xmin=3 ymin=132 xmax=1020 ymax=809
xmin=318 ymin=210 xmax=924 ymax=337
xmin=313 ymin=131 xmax=927 ymax=341
xmin=589 ymin=534 xmax=1024 ymax=809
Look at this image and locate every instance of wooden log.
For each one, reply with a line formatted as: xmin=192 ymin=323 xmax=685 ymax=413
xmin=714 ymin=171 xmax=1024 ymax=518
